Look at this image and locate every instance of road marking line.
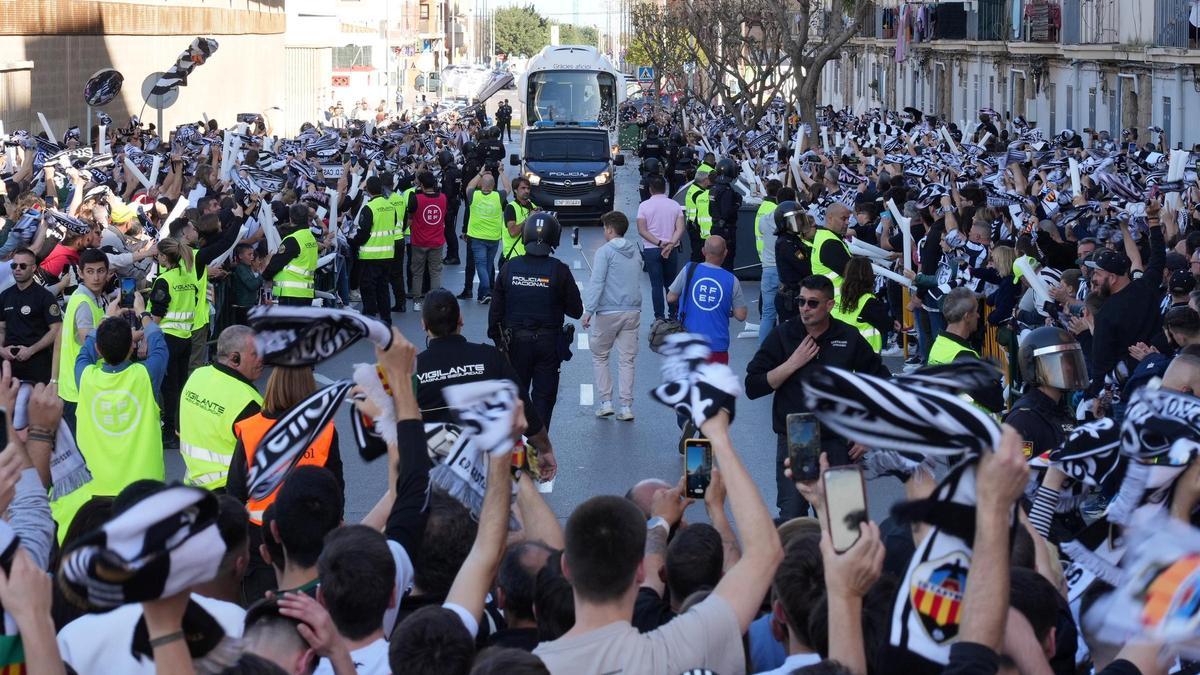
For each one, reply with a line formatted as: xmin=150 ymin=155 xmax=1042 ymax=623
xmin=577 ymin=332 xmax=589 ymax=350
xmin=573 ymin=259 xmax=581 ymax=269
xmin=580 ymin=383 xmax=593 ymax=406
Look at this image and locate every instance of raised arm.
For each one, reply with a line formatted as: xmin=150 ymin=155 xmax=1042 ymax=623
xmin=445 ymin=450 xmax=514 ymax=625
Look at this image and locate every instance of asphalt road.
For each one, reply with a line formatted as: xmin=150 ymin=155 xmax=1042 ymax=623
xmin=164 ymin=144 xmax=908 ymax=525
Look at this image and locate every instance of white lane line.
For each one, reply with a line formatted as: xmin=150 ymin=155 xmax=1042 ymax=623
xmin=572 ymin=259 xmax=581 ymax=269
xmin=580 ymin=383 xmax=593 ymax=406
xmin=577 ymin=332 xmax=589 ymax=351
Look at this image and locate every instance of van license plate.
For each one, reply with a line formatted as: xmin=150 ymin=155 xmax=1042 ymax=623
xmin=554 ymin=199 xmax=581 ymax=206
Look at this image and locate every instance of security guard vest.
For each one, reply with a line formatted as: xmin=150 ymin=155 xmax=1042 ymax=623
xmin=755 ymin=199 xmax=777 ymax=256
xmin=502 ymin=255 xmax=562 ymax=330
xmin=831 ymin=293 xmax=882 ymax=352
xmin=192 ymin=264 xmax=210 ymax=331
xmin=503 ymin=199 xmax=537 ymax=260
xmin=390 ymin=187 xmax=416 ymax=238
xmin=685 ymin=184 xmax=702 ymax=222
xmin=53 ymin=361 xmax=163 ymax=537
xmin=928 ymin=332 xmax=979 ymax=365
xmin=274 ymin=229 xmax=318 ymax=299
xmin=235 ymin=413 xmax=334 ymax=525
xmin=361 ymin=196 xmax=397 ymax=261
xmin=694 ymin=190 xmax=712 ymax=239
xmin=469 ymin=190 xmax=504 ymax=241
xmin=698 ymin=162 xmax=715 ymax=176
xmin=58 ymin=290 xmax=103 ymax=403
xmin=159 ymin=266 xmax=198 ymax=339
xmin=810 ymin=228 xmax=848 ymax=290
xmin=180 ymin=366 xmax=263 ymax=490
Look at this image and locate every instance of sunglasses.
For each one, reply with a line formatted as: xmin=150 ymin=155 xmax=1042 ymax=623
xmin=11 ymin=263 xmax=31 ymax=270
xmin=799 ymin=298 xmax=827 ymax=309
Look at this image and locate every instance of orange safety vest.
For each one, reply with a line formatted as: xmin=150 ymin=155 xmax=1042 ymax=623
xmin=235 ymin=412 xmax=335 ymax=525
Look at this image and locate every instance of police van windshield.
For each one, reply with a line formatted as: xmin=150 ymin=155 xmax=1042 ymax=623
xmin=527 ymin=136 xmax=609 ymax=162
xmin=526 ymin=71 xmax=617 ymax=129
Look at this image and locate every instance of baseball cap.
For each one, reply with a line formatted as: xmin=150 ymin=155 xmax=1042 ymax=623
xmin=1165 ymin=251 xmax=1189 ymax=273
xmin=1169 ymin=269 xmax=1197 ymax=295
xmin=1084 ymin=249 xmax=1130 ymax=276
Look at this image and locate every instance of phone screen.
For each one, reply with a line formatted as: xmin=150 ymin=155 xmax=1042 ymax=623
xmin=119 ymin=277 xmax=136 ymax=308
xmin=684 ymin=439 xmax=712 ymax=498
xmin=824 ymin=466 xmax=868 ymax=553
xmin=786 ymin=413 xmax=821 ymax=482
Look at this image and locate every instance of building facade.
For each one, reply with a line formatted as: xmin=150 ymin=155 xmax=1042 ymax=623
xmin=0 ymin=0 xmax=284 ymax=137
xmin=819 ymin=0 xmax=1200 ymax=146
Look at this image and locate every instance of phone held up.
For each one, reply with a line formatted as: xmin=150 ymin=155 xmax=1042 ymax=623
xmin=823 ymin=465 xmax=868 ymax=553
xmin=786 ymin=413 xmax=821 ymax=482
xmin=684 ymin=438 xmax=713 ymax=499
xmin=119 ymin=277 xmax=137 ymax=308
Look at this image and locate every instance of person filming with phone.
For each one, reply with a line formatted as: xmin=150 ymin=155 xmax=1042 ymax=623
xmin=746 ymin=274 xmax=890 ymax=519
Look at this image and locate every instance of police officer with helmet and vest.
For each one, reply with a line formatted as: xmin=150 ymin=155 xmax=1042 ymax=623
xmin=639 ymin=157 xmax=663 ymax=203
xmin=264 ymin=203 xmax=319 ymax=306
xmin=638 ymin=123 xmax=665 ymax=168
xmin=178 ymin=325 xmax=265 ymax=491
xmin=1006 ymin=326 xmax=1089 ymax=462
xmin=708 ymin=158 xmax=743 ymax=272
xmin=488 ymin=212 xmax=583 ymax=431
xmin=772 ymin=198 xmax=815 ymax=323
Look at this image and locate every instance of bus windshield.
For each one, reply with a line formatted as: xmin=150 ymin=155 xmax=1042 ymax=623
xmin=526 ymin=70 xmax=617 ymax=129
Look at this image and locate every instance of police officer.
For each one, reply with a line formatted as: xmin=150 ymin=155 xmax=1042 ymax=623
xmin=666 ymin=132 xmax=694 ymax=197
xmin=352 ymin=176 xmax=397 ymax=326
xmin=638 ymin=123 xmax=665 ymax=168
xmin=1006 ymin=326 xmax=1089 ymax=462
xmin=265 ymin=203 xmax=319 ymax=306
xmin=439 ymin=149 xmax=463 ymax=265
xmin=417 ymin=288 xmax=557 ymax=477
xmin=708 ymin=158 xmax=742 ymax=272
xmin=488 ymin=213 xmax=583 ymax=431
xmin=178 ymin=325 xmax=264 ymax=490
xmin=480 ymin=126 xmax=506 ymax=178
xmin=773 ymin=197 xmax=814 ymax=323
xmin=387 ymin=171 xmax=417 ymax=312
xmin=638 ymin=157 xmax=663 ymax=203
xmin=685 ymin=168 xmax=713 ymax=263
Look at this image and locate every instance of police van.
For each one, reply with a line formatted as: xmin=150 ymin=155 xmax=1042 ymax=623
xmin=509 ymin=125 xmax=624 ymax=223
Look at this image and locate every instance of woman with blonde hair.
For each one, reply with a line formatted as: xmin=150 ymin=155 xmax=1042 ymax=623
xmin=226 ymin=365 xmax=345 ymax=602
xmin=150 ymin=235 xmax=198 ymax=447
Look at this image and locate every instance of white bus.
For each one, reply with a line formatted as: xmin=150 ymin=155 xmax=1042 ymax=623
xmin=517 ymin=45 xmax=626 ymax=153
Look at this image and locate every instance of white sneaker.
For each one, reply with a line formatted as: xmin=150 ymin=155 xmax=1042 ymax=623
xmin=595 ymin=401 xmax=615 ymax=417
xmin=881 ymin=344 xmax=902 ymax=357
xmin=414 ymin=302 xmax=422 ymax=311
xmin=616 ymin=406 xmax=634 ymax=421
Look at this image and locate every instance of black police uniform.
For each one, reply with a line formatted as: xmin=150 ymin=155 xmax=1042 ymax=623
xmin=440 ymin=163 xmax=464 ymax=263
xmin=707 ymin=180 xmax=742 ymax=272
xmin=1003 ymin=388 xmax=1074 ymax=463
xmin=0 ymin=281 xmax=61 ymax=383
xmin=487 ymin=251 xmax=583 ymax=431
xmin=638 ymin=136 xmax=664 ymax=167
xmin=496 ymin=104 xmax=513 ymax=141
xmin=666 ymin=143 xmax=692 ymax=196
xmin=416 ymin=334 xmax=545 ymax=437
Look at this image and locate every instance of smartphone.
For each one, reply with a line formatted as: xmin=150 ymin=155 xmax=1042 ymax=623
xmin=823 ymin=466 xmax=868 ymax=553
xmin=684 ymin=438 xmax=712 ymax=498
xmin=786 ymin=413 xmax=821 ymax=482
xmin=119 ymin=277 xmax=136 ymax=308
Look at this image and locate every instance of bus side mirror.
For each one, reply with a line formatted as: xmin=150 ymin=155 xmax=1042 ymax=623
xmin=509 ymin=154 xmax=521 ymax=166
xmin=614 ymin=155 xmax=625 ymax=166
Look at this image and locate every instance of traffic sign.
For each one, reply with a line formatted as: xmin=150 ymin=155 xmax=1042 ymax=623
xmin=637 ymin=66 xmax=654 ymax=82
xmin=140 ymin=71 xmax=178 ymax=110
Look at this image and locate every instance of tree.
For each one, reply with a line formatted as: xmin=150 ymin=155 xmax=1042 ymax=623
xmin=775 ymin=0 xmax=872 ymax=138
xmin=675 ymin=0 xmax=795 ymax=131
xmin=629 ymin=2 xmax=695 ymax=99
xmin=559 ymin=23 xmax=599 ymax=47
xmin=494 ymin=5 xmax=549 ymax=59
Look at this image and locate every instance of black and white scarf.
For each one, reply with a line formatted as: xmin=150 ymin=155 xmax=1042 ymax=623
xmin=648 ymin=334 xmax=741 ymax=426
xmin=58 ymin=486 xmax=225 ymax=609
xmin=247 ymin=306 xmax=393 ymax=366
xmin=428 ymin=380 xmax=519 ymax=519
xmin=247 ymin=380 xmax=355 ymax=501
xmin=800 ymin=366 xmax=999 ymax=457
xmin=149 ymin=37 xmax=219 ymax=96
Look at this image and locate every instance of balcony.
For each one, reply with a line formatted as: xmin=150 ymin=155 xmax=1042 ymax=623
xmin=1021 ymin=1 xmax=1062 ymax=43
xmin=972 ymin=0 xmax=1010 ymax=41
xmin=1155 ymin=0 xmax=1198 ymax=49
